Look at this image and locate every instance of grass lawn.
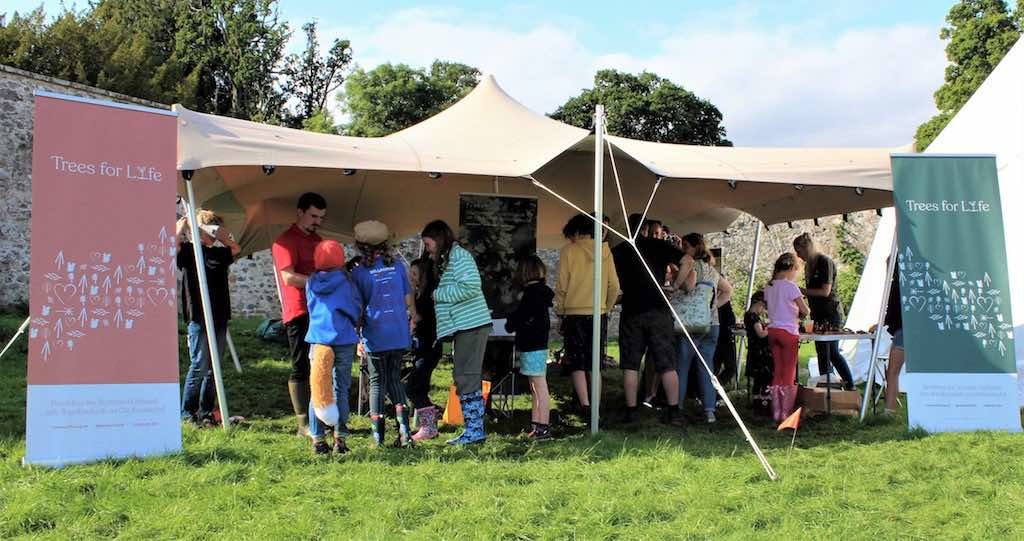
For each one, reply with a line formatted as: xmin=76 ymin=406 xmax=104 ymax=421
xmin=1 ymin=314 xmax=1022 ymax=539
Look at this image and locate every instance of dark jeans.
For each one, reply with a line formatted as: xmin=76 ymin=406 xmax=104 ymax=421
xmin=368 ymin=349 xmax=409 ymax=416
xmin=285 ymin=314 xmax=311 ymax=383
xmin=816 ymin=340 xmax=854 ymax=389
xmin=406 ymin=344 xmax=442 ymax=409
xmin=182 ymin=321 xmax=227 ymax=420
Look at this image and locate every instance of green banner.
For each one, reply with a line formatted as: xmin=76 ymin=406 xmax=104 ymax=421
xmin=892 ymin=155 xmax=1016 ymax=374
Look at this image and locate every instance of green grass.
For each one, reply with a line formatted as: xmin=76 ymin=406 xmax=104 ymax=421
xmin=1 ymin=314 xmax=1022 ymax=539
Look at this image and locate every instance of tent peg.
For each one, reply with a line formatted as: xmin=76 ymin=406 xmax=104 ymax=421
xmin=876 ymin=208 xmax=883 ymax=216
xmin=262 ymin=165 xmax=275 ymax=176
xmin=787 ymin=221 xmax=794 ymax=229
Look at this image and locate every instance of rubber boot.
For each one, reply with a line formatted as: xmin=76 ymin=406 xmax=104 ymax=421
xmin=769 ymin=385 xmax=783 ymax=423
xmin=412 ymin=406 xmax=439 ymax=442
xmin=447 ymin=391 xmax=486 ymax=445
xmin=395 ymin=405 xmax=414 ymax=448
xmin=370 ymin=414 xmax=386 ymax=448
xmin=782 ymin=385 xmax=799 ymax=420
xmin=288 ymin=380 xmax=311 ymax=437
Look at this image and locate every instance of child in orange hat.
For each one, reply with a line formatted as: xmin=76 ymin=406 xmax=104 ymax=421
xmin=305 ymin=240 xmax=374 ymax=455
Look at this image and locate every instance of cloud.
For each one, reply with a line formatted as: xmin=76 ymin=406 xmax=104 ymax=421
xmin=316 ymin=7 xmax=947 ymax=146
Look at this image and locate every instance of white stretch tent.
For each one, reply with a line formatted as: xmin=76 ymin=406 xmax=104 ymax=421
xmin=846 ymin=37 xmax=1024 ymax=406
xmin=175 ymin=73 xmax=905 ymax=476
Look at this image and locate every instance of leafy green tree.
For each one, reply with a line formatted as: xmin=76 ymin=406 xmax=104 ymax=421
xmin=551 ymin=69 xmax=731 ymax=146
xmin=302 ymin=108 xmax=339 ymax=134
xmin=281 ymin=20 xmax=352 ymax=127
xmin=916 ymin=0 xmax=1022 ymax=149
xmin=342 ymin=61 xmax=481 ymax=137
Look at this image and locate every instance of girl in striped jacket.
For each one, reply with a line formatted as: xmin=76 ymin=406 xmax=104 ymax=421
xmin=421 ymin=220 xmax=492 ymax=445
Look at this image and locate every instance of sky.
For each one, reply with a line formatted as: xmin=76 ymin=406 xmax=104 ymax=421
xmin=3 ymin=1 xmax=959 ymax=147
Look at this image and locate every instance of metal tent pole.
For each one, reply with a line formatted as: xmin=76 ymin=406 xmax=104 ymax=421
xmin=861 ymin=233 xmax=899 ymax=421
xmin=182 ymin=175 xmax=231 ymax=428
xmin=591 ymin=105 xmax=605 ymax=435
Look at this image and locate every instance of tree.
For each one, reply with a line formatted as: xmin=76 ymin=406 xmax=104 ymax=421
xmin=550 ymin=69 xmax=731 ymax=146
xmin=915 ymin=0 xmax=1022 ymax=150
xmin=281 ymin=20 xmax=352 ymax=127
xmin=302 ymin=108 xmax=339 ymax=134
xmin=342 ymin=61 xmax=481 ymax=137
xmin=171 ymin=0 xmax=290 ymax=122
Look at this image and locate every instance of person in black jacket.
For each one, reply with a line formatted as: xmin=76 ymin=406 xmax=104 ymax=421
xmin=506 ymin=255 xmax=555 ymax=440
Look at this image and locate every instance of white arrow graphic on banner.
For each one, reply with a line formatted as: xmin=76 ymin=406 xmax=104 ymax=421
xmin=984 ymin=273 xmax=992 ymax=287
xmin=114 ymin=265 xmax=124 ymax=284
xmin=78 ymin=308 xmax=88 ymax=327
xmin=114 ymin=309 xmax=124 ymax=328
xmin=102 ymin=276 xmax=112 ymax=295
xmin=136 ymin=255 xmax=146 ymax=273
xmin=54 ymin=318 xmax=63 ymax=338
xmin=41 ymin=341 xmax=51 ymax=361
xmin=54 ymin=250 xmax=64 ymax=269
xmin=159 ymin=227 xmax=169 ymax=243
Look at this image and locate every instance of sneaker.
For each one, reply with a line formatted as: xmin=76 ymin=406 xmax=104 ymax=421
xmin=705 ymin=412 xmax=717 ymax=424
xmin=313 ymin=440 xmax=331 ymax=455
xmin=529 ymin=424 xmax=554 ymax=441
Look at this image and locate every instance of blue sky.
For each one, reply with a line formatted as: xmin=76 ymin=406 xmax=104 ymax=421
xmin=4 ymin=1 xmax=963 ymax=146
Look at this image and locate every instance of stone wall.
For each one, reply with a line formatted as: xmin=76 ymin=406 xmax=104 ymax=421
xmin=0 ymin=64 xmax=167 ymax=312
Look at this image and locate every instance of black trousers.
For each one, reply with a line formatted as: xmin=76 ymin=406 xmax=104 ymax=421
xmin=406 ymin=344 xmax=442 ymax=409
xmin=285 ymin=314 xmax=311 ymax=383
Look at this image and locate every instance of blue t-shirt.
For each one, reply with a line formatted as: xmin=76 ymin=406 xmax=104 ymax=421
xmin=354 ymin=257 xmax=412 ymax=352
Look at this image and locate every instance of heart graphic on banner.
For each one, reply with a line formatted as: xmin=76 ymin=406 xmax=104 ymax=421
xmin=53 ymin=284 xmax=77 ymax=306
xmin=977 ymin=297 xmax=995 ymax=314
xmin=146 ymin=287 xmax=169 ymax=307
xmin=908 ymin=296 xmax=927 ymax=312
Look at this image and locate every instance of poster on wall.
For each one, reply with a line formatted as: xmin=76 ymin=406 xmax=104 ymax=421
xmin=25 ymin=92 xmax=181 ymax=466
xmin=891 ymin=154 xmax=1021 ymax=433
xmin=458 ymin=193 xmax=538 ymax=319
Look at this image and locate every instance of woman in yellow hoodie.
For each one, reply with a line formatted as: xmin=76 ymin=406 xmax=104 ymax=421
xmin=555 ymin=213 xmax=620 ymax=412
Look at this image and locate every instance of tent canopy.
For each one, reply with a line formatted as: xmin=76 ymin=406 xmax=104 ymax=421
xmin=175 ymin=75 xmax=903 ymax=256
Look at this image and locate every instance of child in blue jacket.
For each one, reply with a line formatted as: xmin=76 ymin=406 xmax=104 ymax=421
xmin=305 ymin=240 xmax=373 ymax=455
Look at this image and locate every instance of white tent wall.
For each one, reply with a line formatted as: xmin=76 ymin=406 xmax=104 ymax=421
xmin=846 ymin=38 xmax=1024 ymax=405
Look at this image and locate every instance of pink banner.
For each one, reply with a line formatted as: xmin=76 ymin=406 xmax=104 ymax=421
xmin=28 ymin=95 xmax=178 ymax=384
xmin=26 ymin=93 xmax=181 ymax=466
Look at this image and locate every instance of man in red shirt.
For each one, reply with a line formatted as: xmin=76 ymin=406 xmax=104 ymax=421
xmin=272 ymin=192 xmax=326 ymax=435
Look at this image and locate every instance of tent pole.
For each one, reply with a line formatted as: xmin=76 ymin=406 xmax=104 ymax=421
xmin=860 ymin=232 xmax=899 ymax=421
xmin=591 ymin=105 xmax=605 ymax=435
xmin=745 ymin=221 xmax=762 ymax=310
xmin=225 ymin=330 xmax=242 ymax=373
xmin=183 ymin=181 xmax=231 ymax=429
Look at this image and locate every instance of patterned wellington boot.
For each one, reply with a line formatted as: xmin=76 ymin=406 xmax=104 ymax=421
xmin=447 ymin=391 xmax=486 ymax=446
xmin=411 ymin=406 xmax=439 ymax=442
xmin=370 ymin=414 xmax=386 ymax=448
xmin=395 ymin=405 xmax=414 ymax=448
